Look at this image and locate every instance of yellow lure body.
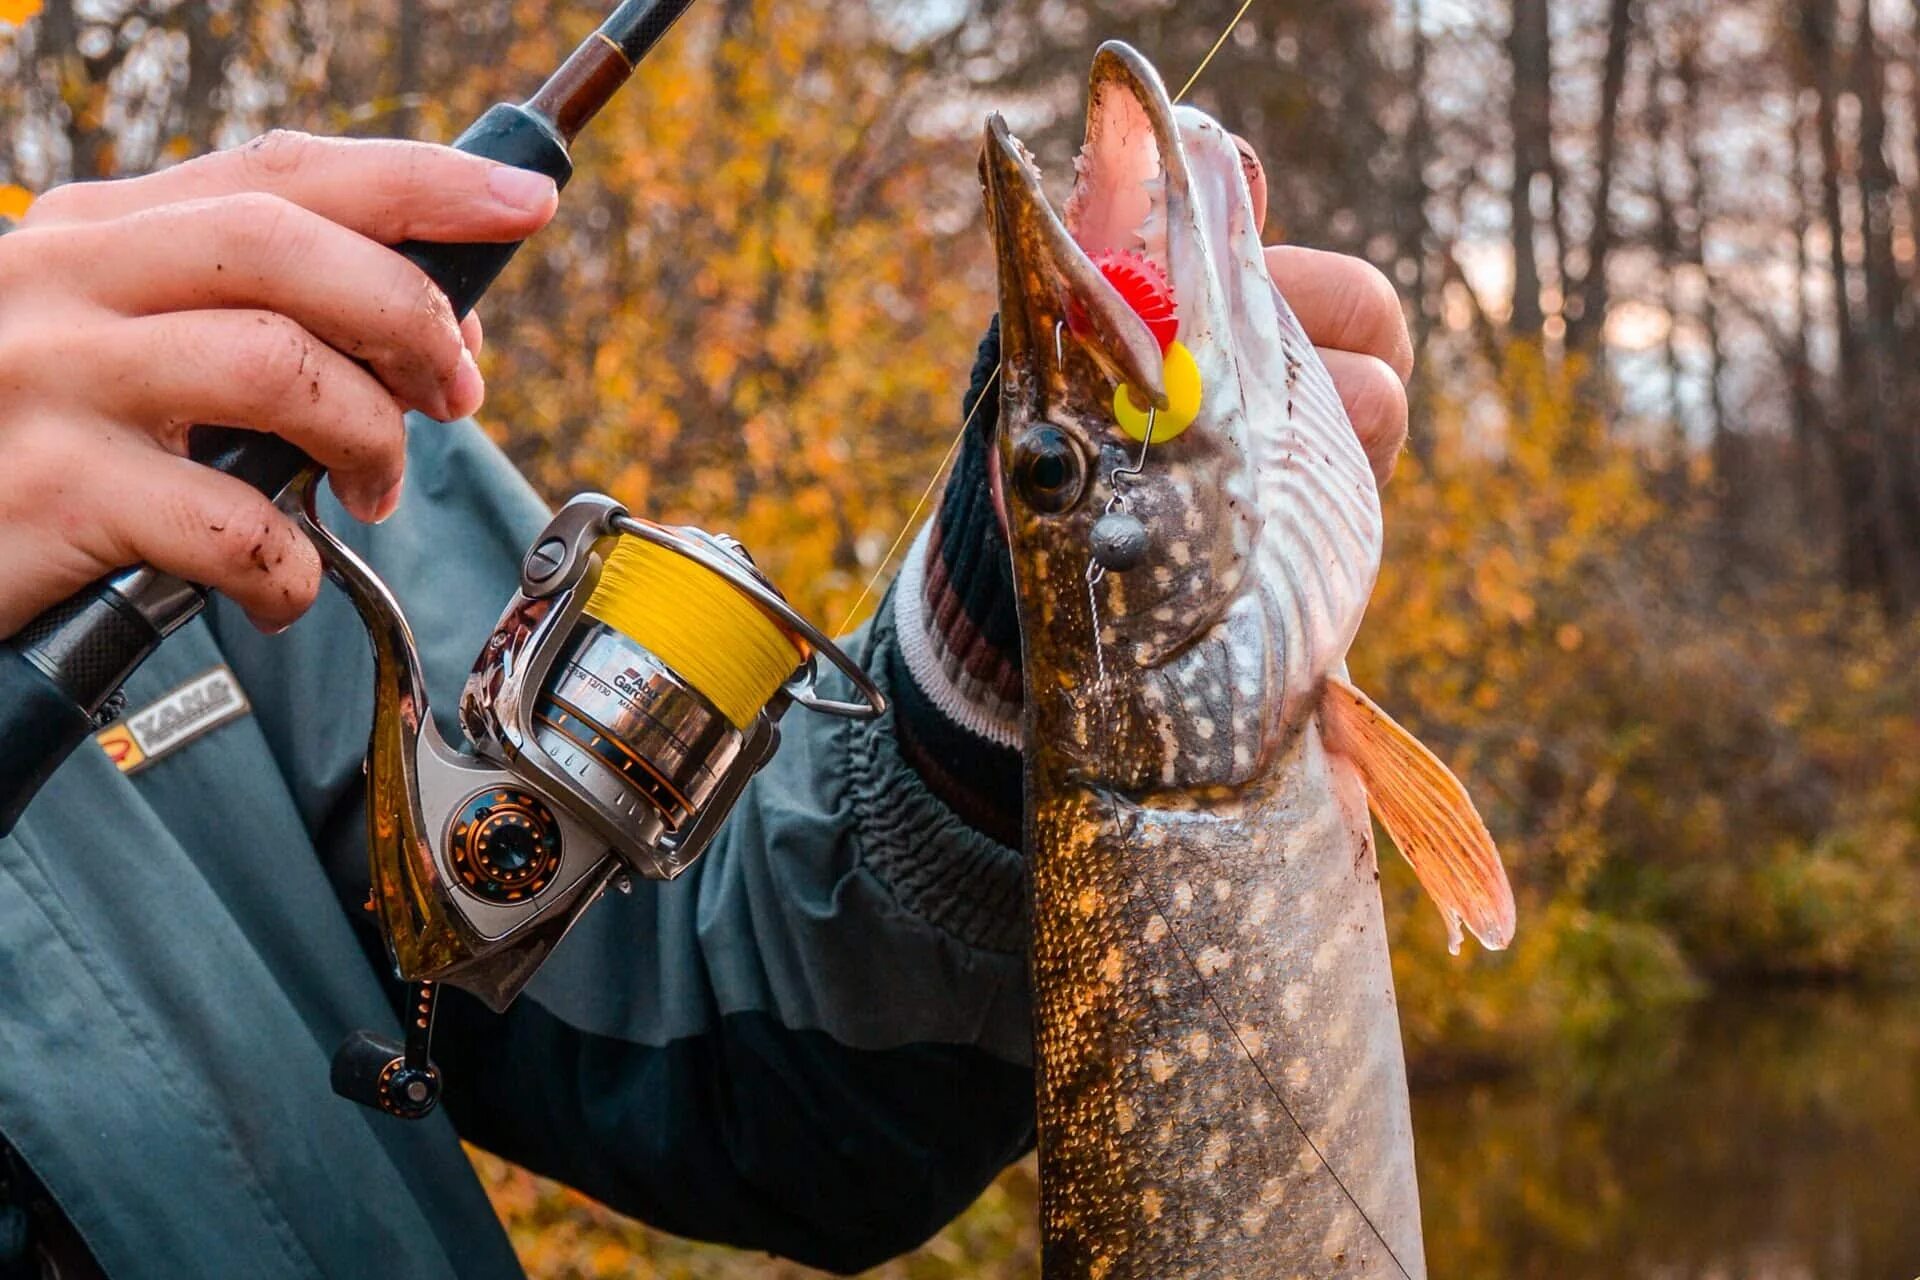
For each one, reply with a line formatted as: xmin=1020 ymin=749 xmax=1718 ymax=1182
xmin=1114 ymin=340 xmax=1203 ymax=442
xmin=584 ymin=536 xmax=803 ymax=730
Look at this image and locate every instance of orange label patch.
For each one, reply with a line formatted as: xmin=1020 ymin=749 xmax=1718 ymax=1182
xmin=95 ymin=665 xmax=250 ymax=775
xmin=94 ymin=724 xmax=146 ymax=773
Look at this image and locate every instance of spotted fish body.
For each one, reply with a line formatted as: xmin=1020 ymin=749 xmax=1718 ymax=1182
xmin=985 ymin=44 xmax=1430 ymax=1278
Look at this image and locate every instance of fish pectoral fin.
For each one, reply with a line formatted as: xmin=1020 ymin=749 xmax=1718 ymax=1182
xmin=1320 ymin=675 xmax=1516 ymax=955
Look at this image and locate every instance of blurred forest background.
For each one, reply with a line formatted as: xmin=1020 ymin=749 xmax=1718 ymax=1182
xmin=6 ymin=0 xmax=1920 ymax=1274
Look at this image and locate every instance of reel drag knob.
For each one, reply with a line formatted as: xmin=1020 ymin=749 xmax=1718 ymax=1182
xmin=447 ymin=789 xmax=563 ymax=903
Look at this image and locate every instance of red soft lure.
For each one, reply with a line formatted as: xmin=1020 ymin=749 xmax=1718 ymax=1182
xmin=1067 ymin=250 xmax=1178 ymax=354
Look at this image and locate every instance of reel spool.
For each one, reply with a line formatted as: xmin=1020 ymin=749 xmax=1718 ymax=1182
xmin=297 ymin=487 xmax=883 ymax=1120
xmin=462 ymin=499 xmax=883 ymax=883
xmin=522 ymin=531 xmax=806 ymax=864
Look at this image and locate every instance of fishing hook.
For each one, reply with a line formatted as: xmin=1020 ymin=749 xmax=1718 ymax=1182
xmin=1086 ymin=407 xmax=1156 ymax=586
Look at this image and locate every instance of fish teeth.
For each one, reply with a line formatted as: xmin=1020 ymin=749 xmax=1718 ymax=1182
xmin=1137 ymin=210 xmax=1169 ymax=273
xmin=1010 ymin=133 xmax=1042 ymax=179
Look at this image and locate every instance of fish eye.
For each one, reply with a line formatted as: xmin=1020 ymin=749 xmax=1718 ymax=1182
xmin=1011 ymin=427 xmax=1086 ymax=514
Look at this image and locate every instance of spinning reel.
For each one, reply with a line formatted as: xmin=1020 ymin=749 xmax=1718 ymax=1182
xmin=292 ymin=479 xmax=884 ymax=1119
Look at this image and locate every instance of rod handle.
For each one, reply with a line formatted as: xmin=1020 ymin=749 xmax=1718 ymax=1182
xmin=0 ymin=106 xmax=575 ymax=834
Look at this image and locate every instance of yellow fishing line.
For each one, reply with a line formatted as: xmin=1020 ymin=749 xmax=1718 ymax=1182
xmin=585 ymin=536 xmax=803 ymax=730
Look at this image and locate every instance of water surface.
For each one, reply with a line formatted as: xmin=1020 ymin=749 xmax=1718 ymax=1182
xmin=1414 ymin=988 xmax=1920 ymax=1279
xmin=485 ymin=987 xmax=1920 ymax=1278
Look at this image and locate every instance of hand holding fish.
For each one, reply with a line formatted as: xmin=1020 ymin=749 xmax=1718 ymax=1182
xmin=1261 ymin=244 xmax=1410 ymax=486
xmin=1231 ymin=138 xmax=1414 ymax=486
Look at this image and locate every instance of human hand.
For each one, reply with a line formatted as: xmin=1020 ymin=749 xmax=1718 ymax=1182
xmin=1235 ymin=137 xmax=1412 ymax=486
xmin=0 ymin=131 xmax=558 ymax=637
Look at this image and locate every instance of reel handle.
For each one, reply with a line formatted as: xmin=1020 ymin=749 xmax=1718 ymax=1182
xmin=330 ymin=982 xmax=443 ymax=1119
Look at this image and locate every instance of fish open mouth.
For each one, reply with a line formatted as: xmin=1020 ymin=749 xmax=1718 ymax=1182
xmin=1063 ymin=49 xmax=1173 ymax=292
xmin=983 ymin=42 xmax=1191 ymax=412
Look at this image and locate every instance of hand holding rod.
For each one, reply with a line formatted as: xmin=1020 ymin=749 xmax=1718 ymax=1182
xmin=0 ymin=0 xmax=698 ymax=833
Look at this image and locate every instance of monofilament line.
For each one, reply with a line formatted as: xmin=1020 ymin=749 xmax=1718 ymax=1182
xmin=832 ymin=1 xmax=1261 ymax=633
xmin=1174 ymin=0 xmax=1260 ymax=100
xmin=1130 ymin=863 xmax=1419 ymax=1280
xmin=833 ymin=368 xmax=993 ymax=636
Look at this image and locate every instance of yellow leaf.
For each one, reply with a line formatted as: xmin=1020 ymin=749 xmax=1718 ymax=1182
xmin=0 ymin=184 xmax=33 ymax=221
xmin=0 ymin=0 xmax=42 ymax=25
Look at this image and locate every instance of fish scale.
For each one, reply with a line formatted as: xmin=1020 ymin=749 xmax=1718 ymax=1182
xmin=1024 ymin=733 xmax=1423 ymax=1277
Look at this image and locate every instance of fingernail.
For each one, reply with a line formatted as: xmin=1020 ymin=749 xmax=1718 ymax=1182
xmin=487 ymin=166 xmax=557 ymax=214
xmin=447 ymin=349 xmax=484 ymax=420
xmin=334 ymin=480 xmax=378 ymax=523
xmin=371 ymin=478 xmax=404 ymax=524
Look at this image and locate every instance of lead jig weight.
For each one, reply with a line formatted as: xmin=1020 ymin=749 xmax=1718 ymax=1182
xmin=1086 ymin=407 xmax=1158 ymax=584
xmin=1090 ymin=510 xmax=1150 ymax=572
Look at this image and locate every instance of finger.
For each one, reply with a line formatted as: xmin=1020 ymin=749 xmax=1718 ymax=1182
xmin=460 ymin=309 xmax=484 ymax=358
xmin=57 ymin=194 xmax=481 ymax=419
xmin=84 ymin=441 xmax=323 ymax=631
xmin=1321 ymin=348 xmax=1408 ymax=486
xmin=21 ymin=132 xmax=556 ymax=245
xmin=1228 ymin=132 xmax=1267 ymax=235
xmin=1266 ymin=245 xmax=1414 ymax=385
xmin=82 ymin=311 xmax=408 ymax=522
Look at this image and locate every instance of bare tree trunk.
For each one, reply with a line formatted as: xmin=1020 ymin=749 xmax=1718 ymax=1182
xmin=39 ymin=0 xmax=123 ymax=179
xmin=1847 ymin=0 xmax=1917 ymax=609
xmin=394 ymin=0 xmax=426 ymax=138
xmin=1786 ymin=100 xmax=1822 ymax=533
xmin=1800 ymin=0 xmax=1884 ymax=600
xmin=1402 ymin=0 xmax=1436 ymax=464
xmin=1843 ymin=0 xmax=1920 ymax=606
xmin=1646 ymin=56 xmax=1687 ymax=470
xmin=1674 ymin=35 xmax=1732 ymax=538
xmin=1567 ymin=0 xmax=1635 ymax=356
xmin=1506 ymin=0 xmax=1550 ymax=339
xmin=1910 ymin=0 xmax=1920 ymax=273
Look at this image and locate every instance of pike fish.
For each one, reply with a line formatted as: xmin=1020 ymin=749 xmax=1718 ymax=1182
xmin=982 ymin=42 xmax=1515 ymax=1279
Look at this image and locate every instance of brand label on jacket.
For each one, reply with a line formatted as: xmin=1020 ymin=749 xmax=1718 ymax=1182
xmin=95 ymin=665 xmax=251 ymax=774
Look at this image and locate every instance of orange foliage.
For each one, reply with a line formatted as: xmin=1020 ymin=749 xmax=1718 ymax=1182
xmin=1363 ymin=345 xmax=1920 ymax=1070
xmin=461 ymin=0 xmax=990 ymax=629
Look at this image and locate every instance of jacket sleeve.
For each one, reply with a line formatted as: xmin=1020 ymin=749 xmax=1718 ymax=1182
xmin=206 ymin=382 xmax=1037 ymax=1272
xmin=431 ymin=599 xmax=1035 ymax=1272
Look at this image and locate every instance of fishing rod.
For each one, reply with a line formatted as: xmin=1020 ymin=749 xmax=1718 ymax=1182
xmin=0 ymin=0 xmax=698 ymax=833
